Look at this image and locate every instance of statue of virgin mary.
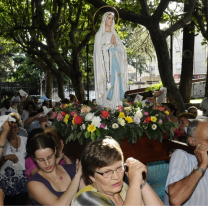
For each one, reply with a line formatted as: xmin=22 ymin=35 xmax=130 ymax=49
xmin=93 ymin=11 xmax=128 ymax=109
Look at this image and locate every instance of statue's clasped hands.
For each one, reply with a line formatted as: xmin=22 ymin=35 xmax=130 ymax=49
xmin=110 ymin=34 xmax=117 ymax=46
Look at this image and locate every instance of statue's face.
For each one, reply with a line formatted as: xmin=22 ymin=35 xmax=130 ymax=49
xmin=105 ymin=14 xmax=114 ymax=27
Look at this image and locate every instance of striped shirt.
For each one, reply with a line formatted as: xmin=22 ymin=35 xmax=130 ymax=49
xmin=164 ymin=149 xmax=208 ymax=205
xmin=72 ymin=183 xmax=128 ymax=206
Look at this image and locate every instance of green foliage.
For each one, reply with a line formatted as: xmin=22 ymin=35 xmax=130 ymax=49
xmin=145 ymin=81 xmax=163 ymax=92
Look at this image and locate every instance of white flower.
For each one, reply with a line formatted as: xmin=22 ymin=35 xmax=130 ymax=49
xmin=117 ymin=118 xmax=126 ymax=126
xmin=124 ymin=107 xmax=132 ymax=111
xmin=104 ymin=125 xmax=109 ymax=130
xmin=92 ymin=116 xmax=101 ymax=128
xmin=133 ymin=116 xmax=140 ymax=124
xmin=135 ymin=111 xmax=143 ymax=119
xmin=152 ymin=124 xmax=157 ymax=130
xmin=112 ymin=123 xmax=119 ymax=129
xmin=85 ymin=113 xmax=94 ymax=121
xmin=81 ymin=124 xmax=86 ymax=130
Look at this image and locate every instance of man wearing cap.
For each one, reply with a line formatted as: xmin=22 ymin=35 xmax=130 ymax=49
xmin=200 ymin=90 xmax=208 ymax=117
xmin=164 ymin=119 xmax=208 ymax=205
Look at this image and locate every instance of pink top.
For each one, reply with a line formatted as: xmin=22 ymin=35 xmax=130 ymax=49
xmin=25 ymin=157 xmax=66 ymax=179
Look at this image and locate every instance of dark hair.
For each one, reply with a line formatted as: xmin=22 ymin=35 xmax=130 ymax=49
xmin=81 ymin=137 xmax=123 ymax=185
xmin=29 ymin=111 xmax=37 ymax=118
xmin=178 ymin=112 xmax=196 ymax=121
xmin=29 ymin=133 xmax=56 ymax=159
xmin=162 ymin=103 xmax=177 ymax=116
xmin=37 ymin=108 xmax=44 ymax=113
xmin=29 ymin=127 xmax=62 ymax=158
xmin=25 ymin=101 xmax=36 ymax=111
xmin=70 ymin=94 xmax=78 ymax=103
xmin=62 ymin=98 xmax=70 ymax=104
xmin=26 ymin=128 xmax=44 ymax=156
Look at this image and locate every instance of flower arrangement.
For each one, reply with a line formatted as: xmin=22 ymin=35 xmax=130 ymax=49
xmin=52 ymin=101 xmax=178 ymax=145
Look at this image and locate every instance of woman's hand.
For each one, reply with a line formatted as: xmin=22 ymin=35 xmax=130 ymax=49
xmin=2 ymin=119 xmax=11 ymax=135
xmin=4 ymin=154 xmax=19 ymax=163
xmin=110 ymin=34 xmax=116 ymax=45
xmin=22 ymin=96 xmax=26 ymax=102
xmin=125 ymin=157 xmax=147 ymax=187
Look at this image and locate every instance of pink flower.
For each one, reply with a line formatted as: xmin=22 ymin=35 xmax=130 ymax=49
xmin=57 ymin=113 xmax=63 ymax=121
xmin=100 ymin=123 xmax=106 ymax=129
xmin=159 ymin=119 xmax=163 ymax=123
xmin=116 ymin=105 xmax=124 ymax=112
xmin=52 ymin=112 xmax=57 ymax=119
xmin=144 ymin=112 xmax=149 ymax=116
xmin=81 ymin=106 xmax=91 ymax=113
xmin=70 ymin=111 xmax=77 ymax=117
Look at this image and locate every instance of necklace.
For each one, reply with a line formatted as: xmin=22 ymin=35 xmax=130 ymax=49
xmin=9 ymin=136 xmax=19 ymax=153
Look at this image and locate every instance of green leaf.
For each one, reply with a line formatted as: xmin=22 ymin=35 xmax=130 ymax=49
xmin=91 ymin=132 xmax=96 ymax=140
xmin=69 ymin=133 xmax=74 ymax=141
xmin=73 ymin=124 xmax=78 ymax=130
xmin=96 ymin=128 xmax=101 ymax=137
xmin=85 ymin=131 xmax=90 ymax=138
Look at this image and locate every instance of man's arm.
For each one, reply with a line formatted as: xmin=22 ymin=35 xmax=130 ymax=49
xmin=168 ymin=144 xmax=208 ymax=206
xmin=24 ymin=113 xmax=42 ymax=130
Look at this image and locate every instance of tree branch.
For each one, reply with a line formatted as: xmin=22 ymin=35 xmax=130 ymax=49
xmin=151 ymin=0 xmax=170 ymax=22
xmin=86 ymin=0 xmax=150 ymax=27
xmin=164 ymin=0 xmax=196 ymax=37
xmin=139 ymin=0 xmax=150 ymax=16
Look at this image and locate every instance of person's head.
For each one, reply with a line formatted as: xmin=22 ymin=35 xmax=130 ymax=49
xmin=8 ymin=113 xmax=22 ymax=136
xmin=162 ymin=103 xmax=177 ymax=116
xmin=42 ymin=100 xmax=49 ymax=108
xmin=105 ymin=13 xmax=114 ymax=28
xmin=81 ymin=137 xmax=124 ymax=196
xmin=25 ymin=101 xmax=36 ymax=113
xmin=187 ymin=106 xmax=198 ymax=117
xmin=37 ymin=108 xmax=48 ymax=124
xmin=187 ymin=119 xmax=208 ymax=146
xmin=70 ymin=95 xmax=78 ymax=103
xmin=29 ymin=133 xmax=57 ymax=173
xmin=33 ymin=97 xmax=39 ymax=105
xmin=14 ymin=91 xmax=18 ymax=96
xmin=62 ymin=98 xmax=70 ymax=104
xmin=178 ymin=112 xmax=196 ymax=135
xmin=3 ymin=99 xmax=11 ymax=109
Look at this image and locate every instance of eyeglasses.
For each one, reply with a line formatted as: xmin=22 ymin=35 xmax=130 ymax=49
xmin=95 ymin=164 xmax=126 ymax=178
xmin=36 ymin=153 xmax=54 ymax=164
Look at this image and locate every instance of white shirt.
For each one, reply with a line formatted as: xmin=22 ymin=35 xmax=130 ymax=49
xmin=11 ymin=96 xmax=21 ymax=107
xmin=21 ymin=110 xmax=29 ymax=126
xmin=200 ymin=97 xmax=208 ymax=116
xmin=164 ymin=149 xmax=208 ymax=205
xmin=0 ymin=107 xmax=18 ymax=115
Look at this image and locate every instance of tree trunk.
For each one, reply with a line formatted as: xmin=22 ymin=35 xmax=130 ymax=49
xmin=149 ymin=27 xmax=185 ymax=113
xmin=45 ymin=69 xmax=53 ymax=99
xmin=179 ymin=20 xmax=195 ymax=103
xmin=205 ymin=59 xmax=208 ymax=96
xmin=56 ymin=72 xmax=65 ymax=100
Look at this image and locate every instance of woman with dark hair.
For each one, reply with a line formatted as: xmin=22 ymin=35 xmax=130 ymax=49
xmin=27 ymin=130 xmax=84 ymax=206
xmin=70 ymin=95 xmax=79 ymax=104
xmin=0 ymin=113 xmax=28 ymax=205
xmin=25 ymin=127 xmax=73 ymax=179
xmin=72 ymin=137 xmax=163 ymax=206
xmin=18 ymin=96 xmax=36 ymax=127
xmin=162 ymin=103 xmax=177 ymax=123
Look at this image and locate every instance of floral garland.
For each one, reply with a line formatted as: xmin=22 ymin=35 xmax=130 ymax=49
xmin=52 ymin=101 xmax=178 ymax=145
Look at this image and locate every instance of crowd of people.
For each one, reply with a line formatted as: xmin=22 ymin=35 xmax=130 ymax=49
xmin=0 ymin=89 xmax=207 ymax=206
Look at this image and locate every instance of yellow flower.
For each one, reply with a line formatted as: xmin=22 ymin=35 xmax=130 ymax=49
xmin=72 ymin=117 xmax=75 ymax=124
xmin=165 ymin=111 xmax=169 ymax=115
xmin=87 ymin=124 xmax=96 ymax=133
xmin=64 ymin=114 xmax=69 ymax=124
xmin=118 ymin=112 xmax=125 ymax=118
xmin=151 ymin=116 xmax=157 ymax=122
xmin=64 ymin=103 xmax=71 ymax=108
xmin=125 ymin=116 xmax=133 ymax=123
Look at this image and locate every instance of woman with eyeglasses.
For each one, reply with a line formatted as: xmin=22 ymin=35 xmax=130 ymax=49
xmin=72 ymin=137 xmax=163 ymax=206
xmin=27 ymin=131 xmax=85 ymax=206
xmin=0 ymin=113 xmax=28 ymax=205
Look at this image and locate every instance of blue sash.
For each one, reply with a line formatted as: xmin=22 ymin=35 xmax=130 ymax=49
xmin=107 ymin=47 xmax=124 ymax=101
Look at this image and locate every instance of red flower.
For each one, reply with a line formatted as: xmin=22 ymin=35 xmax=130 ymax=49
xmin=62 ymin=104 xmax=66 ymax=108
xmin=128 ymin=102 xmax=133 ymax=105
xmin=70 ymin=111 xmax=77 ymax=117
xmin=101 ymin=111 xmax=110 ymax=119
xmin=157 ymin=106 xmax=165 ymax=111
xmin=116 ymin=105 xmax=124 ymax=112
xmin=74 ymin=116 xmax=82 ymax=125
xmin=61 ymin=111 xmax=67 ymax=116
xmin=144 ymin=117 xmax=151 ymax=124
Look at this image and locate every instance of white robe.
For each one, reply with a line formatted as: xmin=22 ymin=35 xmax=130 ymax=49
xmin=93 ymin=12 xmax=128 ymax=110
